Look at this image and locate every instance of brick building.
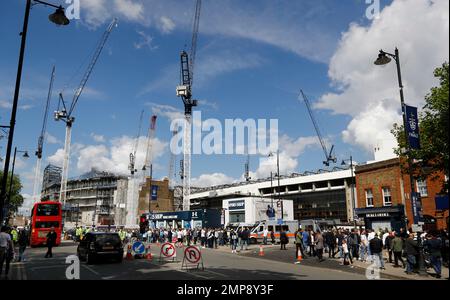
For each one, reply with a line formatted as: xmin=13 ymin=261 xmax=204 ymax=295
xmin=355 ymin=158 xmax=447 ymax=232
xmin=137 ymin=178 xmax=174 ymax=216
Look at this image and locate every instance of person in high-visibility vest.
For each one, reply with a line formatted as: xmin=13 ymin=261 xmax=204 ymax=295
xmin=119 ymin=228 xmax=126 ymax=242
xmin=11 ymin=227 xmax=19 ymax=246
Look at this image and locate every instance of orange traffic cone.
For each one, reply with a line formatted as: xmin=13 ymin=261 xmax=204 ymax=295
xmin=126 ymin=244 xmax=133 ymax=260
xmin=295 ymin=249 xmax=302 ymax=264
xmin=146 ymin=245 xmax=153 ymax=260
xmin=259 ymin=245 xmax=265 ymax=256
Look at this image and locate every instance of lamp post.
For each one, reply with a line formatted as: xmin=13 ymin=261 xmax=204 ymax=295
xmin=374 ymin=47 xmax=426 ymax=276
xmin=4 ymin=147 xmax=29 ymax=223
xmin=341 ymin=156 xmax=356 ymax=227
xmin=0 ymin=0 xmax=70 ymax=224
xmin=269 ymin=150 xmax=283 ymax=220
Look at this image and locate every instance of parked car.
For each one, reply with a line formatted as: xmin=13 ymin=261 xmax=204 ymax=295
xmin=77 ymin=232 xmax=123 ymax=264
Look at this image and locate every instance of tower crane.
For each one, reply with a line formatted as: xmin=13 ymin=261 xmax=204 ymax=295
xmin=32 ymin=66 xmax=55 ymax=204
xmin=129 ymin=109 xmax=144 ymax=175
xmin=142 ymin=115 xmax=157 ymax=182
xmin=168 ymin=129 xmax=178 ymax=188
xmin=55 ymin=18 xmax=117 ymax=204
xmin=299 ymin=89 xmax=337 ymax=167
xmin=176 ymin=0 xmax=202 ymax=211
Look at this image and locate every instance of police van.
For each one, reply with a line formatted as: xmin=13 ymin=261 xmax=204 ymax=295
xmin=249 ymin=220 xmax=299 ymax=244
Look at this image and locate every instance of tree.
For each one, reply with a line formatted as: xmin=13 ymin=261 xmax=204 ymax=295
xmin=392 ymin=62 xmax=449 ymax=192
xmin=0 ymin=171 xmax=24 ymax=216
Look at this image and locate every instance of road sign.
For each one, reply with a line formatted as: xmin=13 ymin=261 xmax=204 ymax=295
xmin=132 ymin=241 xmax=145 ymax=255
xmin=159 ymin=242 xmax=177 ymax=263
xmin=182 ymin=246 xmax=204 ymax=271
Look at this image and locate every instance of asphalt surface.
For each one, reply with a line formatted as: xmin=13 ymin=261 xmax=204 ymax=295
xmin=6 ymin=241 xmax=395 ymax=280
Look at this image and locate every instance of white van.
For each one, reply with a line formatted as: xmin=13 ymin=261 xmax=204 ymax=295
xmin=249 ymin=220 xmax=299 ymax=244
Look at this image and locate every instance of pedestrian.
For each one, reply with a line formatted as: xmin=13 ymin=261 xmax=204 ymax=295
xmin=325 ymin=230 xmax=335 ymax=258
xmin=424 ymin=232 xmax=443 ymax=278
xmin=240 ymin=227 xmax=249 ymax=251
xmin=279 ymin=229 xmax=288 ymax=250
xmin=45 ymin=226 xmax=58 ymax=258
xmin=177 ymin=229 xmax=183 ymax=247
xmin=336 ymin=230 xmax=345 ymax=259
xmin=17 ymin=228 xmax=29 ymax=262
xmin=270 ymin=230 xmax=275 ymax=245
xmin=230 ymin=229 xmax=238 ymax=254
xmin=341 ymin=239 xmax=353 ymax=267
xmin=369 ymin=233 xmax=385 ymax=269
xmin=214 ymin=229 xmax=219 ymax=249
xmin=193 ymin=228 xmax=198 ymax=245
xmin=295 ymin=228 xmax=306 ymax=260
xmin=10 ymin=227 xmax=18 ymax=247
xmin=0 ymin=226 xmax=14 ymax=279
xmin=350 ymin=229 xmax=360 ymax=260
xmin=405 ymin=233 xmax=419 ymax=274
xmin=201 ymin=228 xmax=206 ymax=248
xmin=315 ymin=231 xmax=324 ymax=262
xmin=302 ymin=229 xmax=310 ymax=254
xmin=263 ymin=227 xmax=268 ymax=245
xmin=309 ymin=230 xmax=316 ymax=256
xmin=385 ymin=231 xmax=395 ymax=264
xmin=391 ymin=232 xmax=405 ymax=268
xmin=207 ymin=229 xmax=214 ymax=248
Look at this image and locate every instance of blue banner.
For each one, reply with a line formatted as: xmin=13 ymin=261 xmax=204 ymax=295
xmin=435 ymin=195 xmax=449 ymax=210
xmin=404 ymin=105 xmax=420 ymax=150
xmin=151 ymin=185 xmax=158 ymax=201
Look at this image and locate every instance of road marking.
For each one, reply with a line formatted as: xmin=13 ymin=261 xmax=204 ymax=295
xmin=203 ymin=269 xmax=228 ymax=278
xmin=30 ymin=265 xmax=66 ymax=271
xmin=82 ymin=265 xmax=101 ymax=277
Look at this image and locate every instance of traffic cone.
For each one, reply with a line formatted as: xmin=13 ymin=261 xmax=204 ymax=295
xmin=295 ymin=249 xmax=302 ymax=264
xmin=126 ymin=244 xmax=133 ymax=260
xmin=146 ymin=244 xmax=153 ymax=260
xmin=259 ymin=245 xmax=265 ymax=256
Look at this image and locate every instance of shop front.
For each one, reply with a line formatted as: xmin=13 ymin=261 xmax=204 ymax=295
xmin=355 ymin=205 xmax=406 ymax=232
xmin=147 ymin=209 xmax=221 ymax=229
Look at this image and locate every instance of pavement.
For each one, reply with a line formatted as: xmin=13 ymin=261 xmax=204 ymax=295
xmin=3 ymin=240 xmax=448 ymax=280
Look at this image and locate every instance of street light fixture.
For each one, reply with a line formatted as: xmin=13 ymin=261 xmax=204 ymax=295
xmin=269 ymin=150 xmax=283 ymax=220
xmin=0 ymin=0 xmax=69 ymax=224
xmin=341 ymin=156 xmax=356 ymax=227
xmin=374 ymin=47 xmax=427 ymax=276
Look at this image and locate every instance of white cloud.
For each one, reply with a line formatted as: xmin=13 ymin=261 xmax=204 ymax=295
xmin=191 ymin=173 xmax=236 ymax=188
xmin=134 ymin=31 xmax=158 ymax=50
xmin=90 ymin=133 xmax=106 ymax=143
xmin=316 ymin=0 xmax=449 ymax=155
xmin=159 ymin=16 xmax=176 ymax=34
xmin=80 ymin=0 xmax=336 ymax=62
xmin=0 ymin=100 xmax=33 ymax=110
xmin=46 ymin=132 xmax=62 ymax=145
xmin=47 ymin=148 xmax=65 ymax=167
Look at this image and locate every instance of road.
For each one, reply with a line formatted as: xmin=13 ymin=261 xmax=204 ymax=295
xmin=8 ymin=241 xmax=389 ymax=280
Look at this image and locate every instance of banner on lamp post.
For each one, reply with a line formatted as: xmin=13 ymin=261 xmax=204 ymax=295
xmin=411 ymin=192 xmax=424 ymax=225
xmin=404 ymin=105 xmax=420 ymax=150
xmin=150 ymin=185 xmax=158 ymax=201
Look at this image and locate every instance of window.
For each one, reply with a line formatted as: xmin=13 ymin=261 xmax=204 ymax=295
xmin=382 ymin=187 xmax=392 ymax=206
xmin=417 ymin=180 xmax=428 ymax=197
xmin=365 ymin=189 xmax=374 ymax=207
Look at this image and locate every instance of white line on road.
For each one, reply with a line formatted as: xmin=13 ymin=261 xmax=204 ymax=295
xmin=82 ymin=265 xmax=101 ymax=277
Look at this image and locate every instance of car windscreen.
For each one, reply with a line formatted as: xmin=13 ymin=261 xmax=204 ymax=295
xmin=35 ymin=221 xmax=60 ymax=229
xmin=93 ymin=234 xmax=121 ymax=245
xmin=36 ymin=204 xmax=59 ymax=216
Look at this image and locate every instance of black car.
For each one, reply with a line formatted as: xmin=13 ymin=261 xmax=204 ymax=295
xmin=77 ymin=232 xmax=123 ymax=264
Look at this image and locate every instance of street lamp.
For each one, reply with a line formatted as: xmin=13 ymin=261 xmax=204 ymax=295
xmin=269 ymin=150 xmax=283 ymax=220
xmin=0 ymin=0 xmax=70 ymax=224
xmin=374 ymin=47 xmax=426 ymax=276
xmin=341 ymin=156 xmax=356 ymax=227
xmin=5 ymin=147 xmax=29 ymax=223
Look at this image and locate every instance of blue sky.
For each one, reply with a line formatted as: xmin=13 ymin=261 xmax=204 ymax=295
xmin=0 ymin=0 xmax=448 ymax=209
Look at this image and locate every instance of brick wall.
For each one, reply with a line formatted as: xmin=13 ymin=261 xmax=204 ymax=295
xmin=138 ymin=178 xmax=174 ymax=215
xmin=356 ymin=158 xmax=447 ymax=230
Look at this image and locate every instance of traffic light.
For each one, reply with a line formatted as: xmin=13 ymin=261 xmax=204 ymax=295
xmin=139 ymin=215 xmax=148 ymax=234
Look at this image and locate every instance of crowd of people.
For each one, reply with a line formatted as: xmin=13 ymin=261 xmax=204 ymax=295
xmin=0 ymin=226 xmax=30 ymax=279
xmin=293 ymin=227 xmax=449 ymax=278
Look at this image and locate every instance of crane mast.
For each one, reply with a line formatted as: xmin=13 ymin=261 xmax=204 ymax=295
xmin=168 ymin=129 xmax=178 ymax=188
xmin=55 ymin=18 xmax=117 ymax=204
xmin=129 ymin=110 xmax=144 ymax=175
xmin=299 ymin=89 xmax=336 ymax=166
xmin=32 ymin=66 xmax=55 ymax=204
xmin=176 ymin=0 xmax=202 ymax=211
xmin=142 ymin=115 xmax=157 ymax=182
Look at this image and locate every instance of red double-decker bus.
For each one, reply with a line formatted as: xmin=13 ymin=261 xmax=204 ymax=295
xmin=30 ymin=201 xmax=62 ymax=247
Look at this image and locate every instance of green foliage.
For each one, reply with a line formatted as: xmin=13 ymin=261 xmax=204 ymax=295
xmin=392 ymin=62 xmax=449 ymax=192
xmin=0 ymin=171 xmax=24 ymax=214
